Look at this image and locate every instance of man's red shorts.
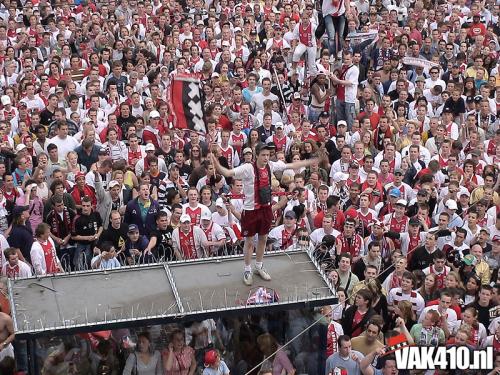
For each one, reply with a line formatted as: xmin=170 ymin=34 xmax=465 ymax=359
xmin=241 ymin=206 xmax=273 ymax=237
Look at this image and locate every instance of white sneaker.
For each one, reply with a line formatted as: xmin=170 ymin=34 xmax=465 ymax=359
xmin=243 ymin=271 xmax=253 ymax=286
xmin=254 ymin=267 xmax=272 ymax=281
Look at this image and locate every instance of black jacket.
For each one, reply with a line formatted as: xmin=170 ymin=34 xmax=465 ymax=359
xmin=341 ymin=306 xmax=377 ymax=338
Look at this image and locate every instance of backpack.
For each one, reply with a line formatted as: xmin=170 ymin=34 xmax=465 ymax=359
xmin=246 ymin=287 xmax=279 ymax=306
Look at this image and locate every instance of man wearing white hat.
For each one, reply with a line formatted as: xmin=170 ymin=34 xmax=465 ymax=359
xmin=142 ymin=110 xmax=162 ymax=148
xmin=199 ymin=208 xmax=226 ymax=256
xmin=0 ymin=95 xmax=18 ymax=124
xmin=171 ymin=214 xmax=208 ymax=260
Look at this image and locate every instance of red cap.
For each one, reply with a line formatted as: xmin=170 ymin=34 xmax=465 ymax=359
xmin=345 ymin=208 xmax=358 ymax=219
xmin=75 ymin=172 xmax=86 ymax=180
xmin=204 ymin=350 xmax=218 ymax=367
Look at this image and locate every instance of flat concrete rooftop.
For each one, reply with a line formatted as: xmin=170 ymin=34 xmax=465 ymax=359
xmin=9 ymin=251 xmax=336 ymax=338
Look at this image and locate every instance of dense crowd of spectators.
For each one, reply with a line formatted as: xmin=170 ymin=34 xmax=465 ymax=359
xmin=0 ymin=0 xmax=499 ymax=374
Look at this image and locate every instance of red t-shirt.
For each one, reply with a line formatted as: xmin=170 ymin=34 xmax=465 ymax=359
xmin=351 ymin=310 xmax=366 ymax=337
xmin=254 ymin=165 xmax=270 ymax=209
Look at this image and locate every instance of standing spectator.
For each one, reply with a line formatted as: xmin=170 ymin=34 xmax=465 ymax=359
xmin=325 ymin=335 xmax=364 ymax=375
xmin=30 ymin=223 xmax=62 ymax=275
xmin=71 ymin=197 xmax=103 ymax=270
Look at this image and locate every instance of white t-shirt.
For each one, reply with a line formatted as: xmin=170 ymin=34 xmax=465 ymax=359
xmin=344 ymin=65 xmax=360 ymax=103
xmin=46 ymin=135 xmax=79 ymax=160
xmin=233 ymin=161 xmax=286 ymax=210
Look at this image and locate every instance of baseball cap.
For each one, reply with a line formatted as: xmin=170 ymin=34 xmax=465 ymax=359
xmin=395 ymin=199 xmax=407 ymax=206
xmin=394 ymin=168 xmax=404 ymax=175
xmin=409 ymin=217 xmax=420 ymax=226
xmin=333 ymin=172 xmax=349 ymax=182
xmin=255 ymin=142 xmax=274 ymax=154
xmin=417 ymin=189 xmax=428 ymax=197
xmin=319 ymin=111 xmax=329 ymax=118
xmin=349 ymin=161 xmax=359 ymax=169
xmin=108 ymin=180 xmax=120 ymax=189
xmin=180 ymin=214 xmax=192 ymax=223
xmin=145 ymin=143 xmax=156 ymax=151
xmin=99 ymin=147 xmax=108 ymax=155
xmin=201 ymin=209 xmax=212 ymax=221
xmin=160 ymin=65 xmax=169 ymax=71
xmin=128 ymin=224 xmax=139 ymax=233
xmin=369 ymin=219 xmax=383 ymax=228
xmin=462 ymin=254 xmax=477 ymax=266
xmin=337 ymin=120 xmax=347 ymax=127
xmin=204 ymin=350 xmax=218 ymax=367
xmin=389 ymin=188 xmax=401 ymax=198
xmin=1 ymin=95 xmax=11 ymax=106
xmin=445 ymin=199 xmax=458 ymax=210
xmin=15 ymin=144 xmax=27 ymax=153
xmin=284 ymin=211 xmax=297 ymax=220
xmin=242 ymin=147 xmax=253 ymax=155
xmin=149 ymin=110 xmax=160 ymax=118
xmin=416 ymin=76 xmax=426 ymax=83
xmin=75 ymin=171 xmax=86 ymax=180
xmin=168 ymin=163 xmax=179 ymax=171
xmin=275 ymin=122 xmax=284 ymax=129
xmin=12 ymin=205 xmax=29 ymax=217
xmin=442 ymin=107 xmax=453 ymax=114
xmin=215 ymin=198 xmax=225 ymax=207
xmin=480 ymin=227 xmax=490 ymax=235
xmin=221 ymin=40 xmax=230 ymax=47
xmin=460 ymin=190 xmax=470 ymax=197
xmin=293 ymin=92 xmax=301 ymax=100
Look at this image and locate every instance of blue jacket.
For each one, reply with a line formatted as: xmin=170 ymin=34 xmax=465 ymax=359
xmin=124 ymin=198 xmax=159 ymax=236
xmin=7 ymin=224 xmax=34 ymax=262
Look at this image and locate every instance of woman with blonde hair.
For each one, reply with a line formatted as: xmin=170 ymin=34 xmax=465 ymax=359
xmin=66 ymin=151 xmax=87 ymax=183
xmin=444 ymin=271 xmax=465 ymax=290
xmin=390 ymin=300 xmax=417 ymax=332
xmin=361 ymin=131 xmax=377 ymax=156
xmin=256 ymin=333 xmax=295 ymax=375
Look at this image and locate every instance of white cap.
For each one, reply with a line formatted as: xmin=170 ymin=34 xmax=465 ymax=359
xmin=149 ymin=110 xmax=160 ymax=118
xmin=316 ymin=65 xmax=328 ymax=76
xmin=108 ymin=180 xmax=120 ymax=188
xmin=293 ymin=92 xmax=301 ymax=99
xmin=15 ymin=144 xmax=27 ymax=153
xmin=396 ymin=199 xmax=408 ymax=206
xmin=145 ymin=143 xmax=155 ymax=151
xmin=216 ymin=198 xmax=225 ymax=207
xmin=221 ymin=40 xmax=230 ymax=47
xmin=180 ymin=214 xmax=192 ymax=223
xmin=337 ymin=120 xmax=347 ymax=127
xmin=234 ymin=27 xmax=242 ymax=33
xmin=275 ymin=122 xmax=284 ymax=129
xmin=445 ymin=199 xmax=458 ymax=210
xmin=201 ymin=209 xmax=212 ymax=221
xmin=333 ymin=172 xmax=349 ymax=182
xmin=1 ymin=95 xmax=11 ymax=106
xmin=460 ymin=190 xmax=471 ymax=197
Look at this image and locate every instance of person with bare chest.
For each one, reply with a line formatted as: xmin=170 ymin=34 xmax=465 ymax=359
xmin=0 ymin=311 xmax=15 ymax=361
